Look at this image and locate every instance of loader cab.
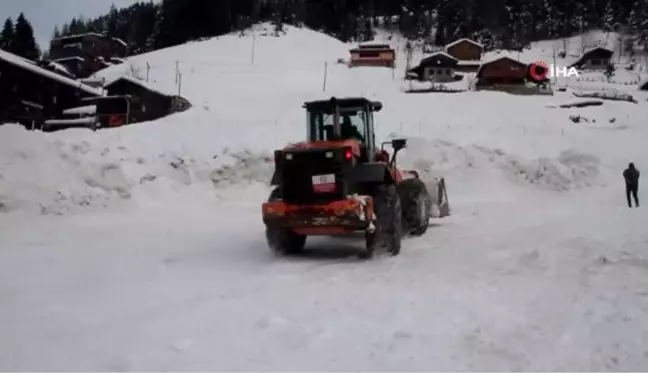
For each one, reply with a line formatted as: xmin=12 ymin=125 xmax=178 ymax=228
xmin=304 ymin=97 xmax=382 ymax=162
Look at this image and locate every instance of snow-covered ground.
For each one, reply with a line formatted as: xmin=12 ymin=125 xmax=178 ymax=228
xmin=2 ymin=23 xmax=648 ymax=370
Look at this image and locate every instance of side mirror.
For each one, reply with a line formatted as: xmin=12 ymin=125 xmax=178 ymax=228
xmin=391 ymin=138 xmax=406 ymax=151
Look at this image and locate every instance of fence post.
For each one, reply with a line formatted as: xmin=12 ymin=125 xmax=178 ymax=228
xmin=322 ymin=62 xmax=328 ymax=91
xmin=251 ymin=34 xmax=256 ymax=64
xmin=178 ymin=73 xmax=182 ymax=96
xmin=146 ymin=62 xmax=150 ymax=82
xmin=175 ymin=61 xmax=179 ymax=84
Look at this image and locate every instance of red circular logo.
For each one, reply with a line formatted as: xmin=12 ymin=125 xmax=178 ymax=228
xmin=529 ymin=61 xmax=549 ymax=81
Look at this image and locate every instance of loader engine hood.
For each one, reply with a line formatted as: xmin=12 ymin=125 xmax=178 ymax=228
xmin=283 ymin=139 xmax=361 ymax=156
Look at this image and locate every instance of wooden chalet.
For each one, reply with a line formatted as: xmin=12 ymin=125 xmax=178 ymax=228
xmin=568 ymin=47 xmax=613 ymax=70
xmin=474 ymin=56 xmax=528 ymax=90
xmin=409 ymin=52 xmax=459 ymax=82
xmin=444 ymin=38 xmax=483 ymax=72
xmin=49 ymin=33 xmax=129 ymax=78
xmin=0 ymin=48 xmax=103 ymax=129
xmin=445 ymin=38 xmax=483 ymax=60
xmin=349 ymin=44 xmax=395 ymax=68
xmin=82 ymin=75 xmax=191 ymax=128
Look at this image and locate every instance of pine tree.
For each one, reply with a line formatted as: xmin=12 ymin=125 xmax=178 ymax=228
xmin=105 ymin=4 xmax=119 ymax=36
xmin=0 ymin=18 xmax=14 ymax=51
xmin=12 ymin=13 xmax=40 ymax=60
xmin=52 ymin=25 xmax=61 ymax=39
xmin=603 ymin=1 xmax=615 ymax=31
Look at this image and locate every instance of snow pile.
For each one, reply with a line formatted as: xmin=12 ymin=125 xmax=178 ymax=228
xmin=0 ymin=124 xmax=274 ymax=215
xmin=395 ymin=137 xmax=601 ymax=191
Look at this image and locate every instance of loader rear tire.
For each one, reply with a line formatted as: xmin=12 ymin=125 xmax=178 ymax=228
xmin=266 ymin=227 xmax=306 ymax=255
xmin=265 ymin=187 xmax=306 ymax=256
xmin=397 ymin=178 xmax=431 ymax=236
xmin=364 ymin=184 xmax=402 ymax=257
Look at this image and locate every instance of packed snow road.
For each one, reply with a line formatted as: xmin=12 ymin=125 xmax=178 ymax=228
xmin=2 ymin=183 xmax=647 ymax=371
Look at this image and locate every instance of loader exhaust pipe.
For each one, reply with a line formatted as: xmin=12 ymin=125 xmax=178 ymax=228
xmin=330 ymin=97 xmax=340 ymax=137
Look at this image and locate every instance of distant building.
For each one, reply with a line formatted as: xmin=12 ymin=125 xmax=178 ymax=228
xmin=474 ymin=56 xmax=528 ymax=89
xmin=445 ymin=38 xmax=483 ymax=61
xmin=444 ymin=38 xmax=483 ymax=72
xmin=568 ymin=47 xmax=614 ymax=70
xmin=0 ymin=48 xmax=102 ymax=129
xmin=408 ymin=52 xmax=459 ymax=82
xmin=348 ymin=44 xmax=396 ymax=68
xmin=50 ymin=33 xmax=128 ymax=60
xmin=82 ymin=75 xmax=191 ymax=128
xmin=48 ymin=33 xmax=129 ymax=78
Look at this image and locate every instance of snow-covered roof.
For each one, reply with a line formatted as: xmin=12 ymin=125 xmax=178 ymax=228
xmin=476 ymin=56 xmax=528 ymax=76
xmin=445 ymin=38 xmax=483 ymax=50
xmin=457 ymin=60 xmax=481 ymax=66
xmin=0 ymin=49 xmax=103 ymax=96
xmin=62 ymin=105 xmax=97 ymax=115
xmin=48 ymin=61 xmax=73 ymax=77
xmin=568 ymin=46 xmax=614 ymax=67
xmin=582 ymin=46 xmax=614 ymax=54
xmin=104 ymin=75 xmax=174 ymax=97
xmin=44 ymin=117 xmax=96 ymax=125
xmin=423 ymin=51 xmax=458 ymax=61
xmin=112 ymin=37 xmax=128 ymax=47
xmin=54 ymin=32 xmax=105 ymax=41
xmin=53 ymin=56 xmax=84 ymax=63
xmin=480 ymin=54 xmax=532 ymax=65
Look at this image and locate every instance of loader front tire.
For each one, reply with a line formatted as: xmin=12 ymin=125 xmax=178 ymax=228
xmin=397 ymin=178 xmax=431 ymax=236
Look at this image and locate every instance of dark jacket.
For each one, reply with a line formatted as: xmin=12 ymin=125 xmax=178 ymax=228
xmin=623 ymin=166 xmax=640 ymax=186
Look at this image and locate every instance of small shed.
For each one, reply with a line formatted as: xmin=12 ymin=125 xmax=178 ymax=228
xmin=569 ymin=47 xmax=613 ymax=70
xmin=445 ymin=38 xmax=483 ymax=61
xmin=349 ymin=44 xmax=395 ymax=68
xmin=475 ymin=56 xmax=528 ymax=88
xmin=409 ymin=52 xmax=458 ymax=82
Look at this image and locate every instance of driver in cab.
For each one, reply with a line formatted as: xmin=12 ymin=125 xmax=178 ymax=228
xmin=340 ymin=114 xmax=364 ymax=141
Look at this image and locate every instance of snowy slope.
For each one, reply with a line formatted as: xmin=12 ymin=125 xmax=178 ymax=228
xmin=2 ymin=23 xmax=648 ymax=370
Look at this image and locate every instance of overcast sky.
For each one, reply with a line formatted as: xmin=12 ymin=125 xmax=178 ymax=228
xmin=1 ymin=0 xmax=153 ymax=49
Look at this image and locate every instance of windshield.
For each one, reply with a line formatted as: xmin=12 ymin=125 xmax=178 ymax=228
xmin=309 ymin=107 xmax=367 ymax=142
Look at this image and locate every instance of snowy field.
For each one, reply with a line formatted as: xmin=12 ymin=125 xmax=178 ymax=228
xmin=2 ymin=24 xmax=648 ymax=370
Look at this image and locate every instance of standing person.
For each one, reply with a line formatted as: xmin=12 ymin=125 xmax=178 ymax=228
xmin=623 ymin=163 xmax=640 ymax=207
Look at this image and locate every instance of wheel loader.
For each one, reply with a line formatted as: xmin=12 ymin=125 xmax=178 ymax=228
xmin=261 ymin=97 xmax=449 ymax=259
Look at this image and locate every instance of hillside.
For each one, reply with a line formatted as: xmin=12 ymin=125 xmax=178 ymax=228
xmin=1 ymin=23 xmax=648 ymax=371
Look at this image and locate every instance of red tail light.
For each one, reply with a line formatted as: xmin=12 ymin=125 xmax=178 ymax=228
xmin=344 ymin=150 xmax=353 ymax=160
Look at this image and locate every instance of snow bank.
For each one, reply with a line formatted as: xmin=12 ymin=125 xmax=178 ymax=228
xmin=396 ymin=137 xmax=601 ymax=192
xmin=0 ymin=124 xmax=274 ymax=215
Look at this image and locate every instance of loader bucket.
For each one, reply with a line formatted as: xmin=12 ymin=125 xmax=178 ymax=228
xmin=426 ymin=177 xmax=450 ymax=218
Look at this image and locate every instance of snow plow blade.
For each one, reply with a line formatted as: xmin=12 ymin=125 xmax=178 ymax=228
xmin=262 ymin=198 xmax=374 ymax=236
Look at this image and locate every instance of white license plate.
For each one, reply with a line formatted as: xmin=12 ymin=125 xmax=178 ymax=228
xmin=312 ymin=174 xmax=336 ymax=192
